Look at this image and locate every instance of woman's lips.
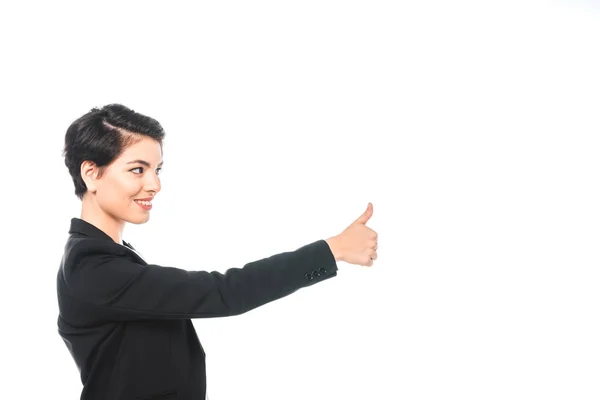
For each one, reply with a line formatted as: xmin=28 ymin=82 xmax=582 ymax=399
xmin=134 ymin=200 xmax=152 ymax=210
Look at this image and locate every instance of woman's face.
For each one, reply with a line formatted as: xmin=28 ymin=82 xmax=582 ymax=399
xmin=84 ymin=136 xmax=163 ymax=225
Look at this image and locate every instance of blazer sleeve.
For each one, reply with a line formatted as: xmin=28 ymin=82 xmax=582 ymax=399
xmin=62 ymin=238 xmax=338 ymax=321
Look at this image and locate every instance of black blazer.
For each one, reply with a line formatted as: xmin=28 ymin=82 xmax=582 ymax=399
xmin=56 ymin=218 xmax=338 ymax=400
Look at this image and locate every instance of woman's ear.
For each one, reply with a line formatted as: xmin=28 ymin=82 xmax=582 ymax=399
xmin=80 ymin=160 xmax=98 ymax=194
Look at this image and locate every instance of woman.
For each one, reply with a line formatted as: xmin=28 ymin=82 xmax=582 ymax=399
xmin=56 ymin=104 xmax=379 ymax=400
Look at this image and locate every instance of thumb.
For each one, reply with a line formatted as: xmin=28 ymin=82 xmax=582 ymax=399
xmin=354 ymin=202 xmax=373 ymax=225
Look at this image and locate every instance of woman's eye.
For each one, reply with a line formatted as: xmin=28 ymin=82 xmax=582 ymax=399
xmin=131 ymin=167 xmax=161 ymax=175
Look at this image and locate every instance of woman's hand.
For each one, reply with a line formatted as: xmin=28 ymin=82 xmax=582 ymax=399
xmin=326 ymin=202 xmax=378 ymax=267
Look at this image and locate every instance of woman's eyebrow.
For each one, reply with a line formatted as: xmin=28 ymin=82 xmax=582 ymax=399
xmin=127 ymin=160 xmax=164 ymax=167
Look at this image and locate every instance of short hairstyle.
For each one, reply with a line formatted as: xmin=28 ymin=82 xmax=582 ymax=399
xmin=62 ymin=104 xmax=166 ymax=200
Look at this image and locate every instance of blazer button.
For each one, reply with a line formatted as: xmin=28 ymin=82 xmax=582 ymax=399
xmin=305 ymin=273 xmax=313 ymax=281
xmin=319 ymin=268 xmax=327 ymax=275
xmin=312 ymin=270 xmax=319 ymax=278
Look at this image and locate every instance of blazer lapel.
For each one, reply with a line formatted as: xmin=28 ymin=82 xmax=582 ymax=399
xmin=69 ymin=218 xmax=147 ymax=263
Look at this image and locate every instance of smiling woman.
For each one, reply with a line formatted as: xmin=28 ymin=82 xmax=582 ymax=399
xmin=56 ymin=104 xmax=377 ymax=400
xmin=62 ymin=104 xmax=165 ymax=244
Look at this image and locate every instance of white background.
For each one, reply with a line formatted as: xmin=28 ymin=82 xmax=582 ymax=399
xmin=1 ymin=0 xmax=599 ymax=399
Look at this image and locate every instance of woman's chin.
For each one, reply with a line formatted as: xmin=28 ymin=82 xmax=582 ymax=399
xmin=127 ymin=213 xmax=151 ymax=225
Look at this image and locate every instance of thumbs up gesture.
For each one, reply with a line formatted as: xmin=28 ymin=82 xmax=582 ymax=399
xmin=326 ymin=202 xmax=378 ymax=267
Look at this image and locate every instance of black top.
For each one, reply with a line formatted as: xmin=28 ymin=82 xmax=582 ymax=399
xmin=56 ymin=218 xmax=338 ymax=400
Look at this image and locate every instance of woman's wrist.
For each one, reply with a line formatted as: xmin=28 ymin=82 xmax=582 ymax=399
xmin=325 ymin=236 xmax=344 ymax=262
